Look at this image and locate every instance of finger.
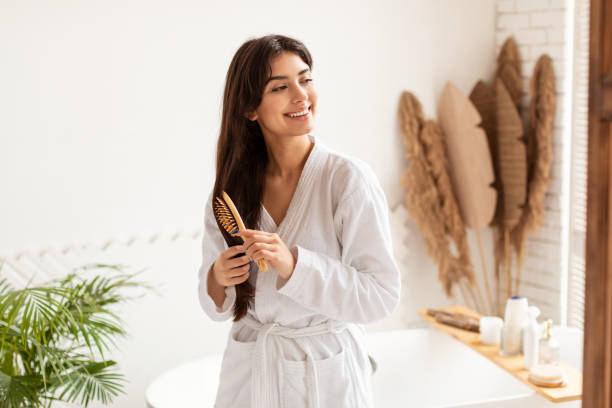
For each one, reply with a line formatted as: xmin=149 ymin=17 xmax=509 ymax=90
xmin=251 ymin=249 xmax=273 ymax=262
xmin=227 ymin=256 xmax=250 ymax=269
xmin=231 ymin=229 xmax=247 ymax=237
xmin=226 ymin=263 xmax=251 ymax=278
xmin=232 ymin=228 xmax=260 ymax=238
xmin=224 ymin=245 xmax=245 ymax=259
xmin=228 ymin=271 xmax=250 ymax=285
xmin=242 ymin=234 xmax=276 ymax=252
xmin=244 ymin=233 xmax=276 ymax=244
xmin=246 ymin=243 xmax=275 ymax=258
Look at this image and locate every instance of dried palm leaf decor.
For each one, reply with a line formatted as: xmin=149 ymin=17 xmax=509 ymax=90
xmin=494 ymin=37 xmax=525 ymax=307
xmin=421 ymin=119 xmax=484 ymax=310
xmin=467 ymin=35 xmax=555 ymax=314
xmin=437 ymin=82 xmax=497 ymax=315
xmin=510 ymin=55 xmax=556 ymax=295
xmin=495 ymin=37 xmax=523 ymax=109
xmin=495 ymin=78 xmax=528 ymax=302
xmin=483 ymin=36 xmax=529 ymax=313
xmin=469 ymin=81 xmax=500 ymax=225
xmin=469 ymin=82 xmax=503 ymax=316
xmin=398 ymin=34 xmax=556 ymax=315
xmin=398 ymin=92 xmax=484 ymax=312
xmin=469 ymin=81 xmax=506 ymax=316
xmin=494 ymin=37 xmax=521 ymax=311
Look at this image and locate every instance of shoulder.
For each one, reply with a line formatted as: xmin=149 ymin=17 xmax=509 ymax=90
xmin=317 ymin=142 xmax=382 ymax=205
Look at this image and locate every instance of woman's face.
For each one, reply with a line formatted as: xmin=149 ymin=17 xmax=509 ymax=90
xmin=248 ymin=51 xmax=317 ymax=139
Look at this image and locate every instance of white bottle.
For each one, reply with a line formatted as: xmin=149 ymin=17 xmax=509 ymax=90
xmin=522 ymin=306 xmax=541 ymax=369
xmin=501 ymin=296 xmax=528 ymax=356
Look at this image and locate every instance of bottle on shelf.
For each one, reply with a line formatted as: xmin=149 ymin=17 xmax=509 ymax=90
xmin=538 ymin=319 xmax=560 ymax=365
xmin=522 ymin=306 xmax=541 ymax=369
xmin=500 ymin=296 xmax=528 ymax=356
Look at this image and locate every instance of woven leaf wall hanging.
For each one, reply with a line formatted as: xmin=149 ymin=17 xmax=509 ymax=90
xmin=437 ymin=82 xmax=497 ymax=315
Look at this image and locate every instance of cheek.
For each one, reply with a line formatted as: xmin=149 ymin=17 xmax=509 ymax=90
xmin=258 ymin=97 xmax=285 ymax=119
xmin=308 ymin=91 xmax=318 ymax=107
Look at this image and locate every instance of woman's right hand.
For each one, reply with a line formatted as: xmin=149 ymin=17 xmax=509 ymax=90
xmin=212 ymin=244 xmax=251 ymax=287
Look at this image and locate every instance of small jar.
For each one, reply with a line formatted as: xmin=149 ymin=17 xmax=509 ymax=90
xmin=538 ymin=319 xmax=560 ymax=365
xmin=480 ymin=316 xmax=503 ymax=345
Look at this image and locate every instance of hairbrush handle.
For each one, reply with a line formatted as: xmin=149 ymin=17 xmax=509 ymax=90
xmin=221 ymin=191 xmax=269 ymax=272
xmin=256 ymin=259 xmax=268 ymax=272
xmin=236 ymin=236 xmax=269 ymax=272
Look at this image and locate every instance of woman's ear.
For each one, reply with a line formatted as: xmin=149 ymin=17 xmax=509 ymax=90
xmin=244 ymin=111 xmax=258 ymax=121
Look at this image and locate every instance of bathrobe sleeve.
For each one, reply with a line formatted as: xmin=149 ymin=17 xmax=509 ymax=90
xmin=276 ymin=167 xmax=401 ymax=324
xmin=197 ymin=190 xmax=237 ymax=321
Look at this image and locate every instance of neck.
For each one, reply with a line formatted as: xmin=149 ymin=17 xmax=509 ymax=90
xmin=264 ymin=135 xmax=314 ymax=178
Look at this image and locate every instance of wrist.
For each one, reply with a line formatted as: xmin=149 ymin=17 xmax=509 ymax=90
xmin=208 ymin=262 xmax=225 ymax=289
xmin=290 ymin=245 xmax=298 ymax=268
xmin=284 ymin=246 xmax=298 ymax=279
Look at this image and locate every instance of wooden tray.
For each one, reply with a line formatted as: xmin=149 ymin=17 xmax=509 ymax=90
xmin=418 ymin=305 xmax=582 ymax=403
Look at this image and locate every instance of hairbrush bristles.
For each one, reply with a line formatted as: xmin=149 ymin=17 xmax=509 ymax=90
xmin=214 ymin=197 xmax=239 ymax=235
xmin=212 ymin=191 xmax=268 ymax=272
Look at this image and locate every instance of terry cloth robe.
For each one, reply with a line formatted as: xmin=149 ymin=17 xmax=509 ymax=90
xmin=197 ymin=133 xmax=401 ymax=408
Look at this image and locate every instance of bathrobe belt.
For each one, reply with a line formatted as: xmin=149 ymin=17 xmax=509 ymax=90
xmin=241 ymin=314 xmax=365 ymax=408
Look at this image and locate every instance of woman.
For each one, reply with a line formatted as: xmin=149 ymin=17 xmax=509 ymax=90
xmin=197 ymin=34 xmax=401 ymax=408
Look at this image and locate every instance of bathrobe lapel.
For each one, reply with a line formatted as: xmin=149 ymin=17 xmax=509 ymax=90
xmin=260 ymin=134 xmax=322 ymax=242
xmin=253 ymin=135 xmax=323 ymax=324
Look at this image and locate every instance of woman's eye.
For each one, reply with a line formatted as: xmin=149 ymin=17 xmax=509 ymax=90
xmin=271 ymin=79 xmax=313 ymax=92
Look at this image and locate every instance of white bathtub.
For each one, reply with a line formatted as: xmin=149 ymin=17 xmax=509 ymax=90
xmin=146 ymin=327 xmax=582 ymax=408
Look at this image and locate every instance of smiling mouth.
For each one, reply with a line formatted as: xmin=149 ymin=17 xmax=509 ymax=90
xmin=284 ymin=106 xmax=312 ymax=118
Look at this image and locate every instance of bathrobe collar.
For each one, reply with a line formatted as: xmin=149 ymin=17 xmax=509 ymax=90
xmin=260 ymin=133 xmax=323 ymax=238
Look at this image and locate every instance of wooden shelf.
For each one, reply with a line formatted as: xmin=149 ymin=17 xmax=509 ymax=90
xmin=418 ymin=305 xmax=582 ymax=403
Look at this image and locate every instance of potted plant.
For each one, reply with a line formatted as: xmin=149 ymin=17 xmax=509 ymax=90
xmin=0 ymin=261 xmax=155 ymax=407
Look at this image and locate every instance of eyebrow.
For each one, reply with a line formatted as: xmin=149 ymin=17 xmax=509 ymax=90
xmin=266 ymin=68 xmax=311 ymax=84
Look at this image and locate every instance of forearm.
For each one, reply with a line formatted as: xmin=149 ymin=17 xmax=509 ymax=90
xmin=276 ymin=245 xmax=401 ymax=324
xmin=207 ymin=263 xmax=227 ymax=308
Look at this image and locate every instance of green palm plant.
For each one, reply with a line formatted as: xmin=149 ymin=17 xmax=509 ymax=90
xmin=0 ymin=261 xmax=156 ymax=407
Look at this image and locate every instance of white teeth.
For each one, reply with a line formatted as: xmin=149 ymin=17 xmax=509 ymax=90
xmin=288 ymin=109 xmax=309 ymax=118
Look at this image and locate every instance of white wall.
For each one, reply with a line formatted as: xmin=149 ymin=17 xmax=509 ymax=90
xmin=0 ymin=0 xmax=496 ymax=253
xmin=0 ymin=1 xmax=499 ymax=407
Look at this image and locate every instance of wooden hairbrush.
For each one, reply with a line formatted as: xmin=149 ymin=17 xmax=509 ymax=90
xmin=213 ymin=190 xmax=268 ymax=272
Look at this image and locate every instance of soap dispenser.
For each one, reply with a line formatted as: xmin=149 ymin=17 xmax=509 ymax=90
xmin=538 ymin=319 xmax=561 ymax=365
xmin=522 ymin=306 xmax=541 ymax=369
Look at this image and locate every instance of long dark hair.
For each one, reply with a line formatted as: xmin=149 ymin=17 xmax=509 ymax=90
xmin=212 ymin=34 xmax=313 ymax=321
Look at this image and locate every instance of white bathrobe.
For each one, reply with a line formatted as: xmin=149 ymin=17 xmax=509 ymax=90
xmin=197 ymin=134 xmax=401 ymax=408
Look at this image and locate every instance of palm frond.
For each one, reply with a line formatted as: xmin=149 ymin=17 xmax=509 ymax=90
xmin=0 ymin=263 xmax=152 ymax=407
xmin=50 ymin=360 xmax=126 ymax=406
xmin=0 ymin=370 xmax=43 ymax=408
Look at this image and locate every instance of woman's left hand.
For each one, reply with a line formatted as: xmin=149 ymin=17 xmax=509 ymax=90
xmin=232 ymin=229 xmax=296 ymax=280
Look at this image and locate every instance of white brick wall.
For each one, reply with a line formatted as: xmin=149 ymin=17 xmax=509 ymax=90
xmin=494 ymin=0 xmax=569 ymax=325
xmin=516 ymin=0 xmax=551 ymax=11
xmin=530 ymin=11 xmax=566 ymax=27
xmin=498 ymin=14 xmax=530 ymax=29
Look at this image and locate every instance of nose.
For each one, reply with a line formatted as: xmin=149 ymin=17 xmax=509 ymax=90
xmin=291 ymin=82 xmax=309 ymax=103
